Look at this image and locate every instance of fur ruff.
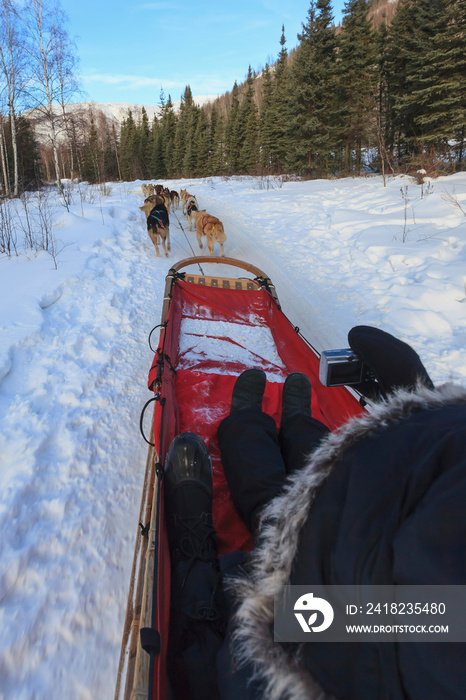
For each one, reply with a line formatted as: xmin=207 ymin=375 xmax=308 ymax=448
xmin=230 ymin=383 xmax=466 ymax=700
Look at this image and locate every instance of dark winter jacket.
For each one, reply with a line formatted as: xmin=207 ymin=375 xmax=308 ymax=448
xmin=232 ymin=383 xmax=466 ymax=700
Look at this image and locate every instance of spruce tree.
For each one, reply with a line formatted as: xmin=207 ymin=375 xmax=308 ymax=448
xmin=287 ymin=6 xmax=318 ymax=175
xmin=173 ymin=86 xmax=194 ymax=175
xmin=225 ymin=82 xmax=241 ymax=173
xmin=403 ymin=0 xmax=466 ymax=168
xmin=374 ymin=16 xmax=392 ymax=173
xmin=160 ymin=95 xmax=177 ymax=177
xmin=183 ymin=104 xmax=200 ymax=176
xmin=15 ymin=116 xmax=42 ymax=190
xmin=238 ymin=66 xmax=260 ymax=173
xmin=259 ymin=65 xmax=275 ymax=172
xmin=338 ymin=0 xmax=377 ymax=175
xmin=138 ymin=106 xmax=151 ymax=179
xmin=210 ymin=104 xmax=226 ymax=175
xmin=119 ymin=110 xmax=137 ymax=180
xmin=289 ymin=1 xmax=339 ymax=176
xmin=271 ymin=26 xmax=290 ymax=172
xmin=150 ymin=115 xmax=164 ymax=178
xmin=312 ymin=0 xmax=340 ymax=175
xmin=385 ymin=0 xmax=424 ymax=165
xmin=193 ymin=109 xmax=209 ymax=176
xmin=103 ymin=124 xmax=119 ymax=181
xmin=82 ymin=113 xmax=100 ymax=183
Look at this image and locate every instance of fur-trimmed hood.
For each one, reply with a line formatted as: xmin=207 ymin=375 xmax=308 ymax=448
xmin=230 ymin=383 xmax=466 ymax=700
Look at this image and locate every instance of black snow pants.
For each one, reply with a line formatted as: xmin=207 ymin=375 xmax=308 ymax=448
xmin=214 ymin=407 xmax=330 ymax=699
xmin=217 ymin=407 xmax=330 ymax=533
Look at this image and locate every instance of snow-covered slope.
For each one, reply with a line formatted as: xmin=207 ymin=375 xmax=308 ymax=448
xmin=0 ymin=173 xmax=465 ymax=699
xmin=28 ymin=96 xmax=217 ymax=143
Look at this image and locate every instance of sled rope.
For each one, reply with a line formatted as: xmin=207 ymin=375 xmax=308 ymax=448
xmin=172 ymin=210 xmax=206 ymax=275
xmin=148 ymin=322 xmax=167 ymax=353
xmin=140 ymin=325 xmax=171 ymax=700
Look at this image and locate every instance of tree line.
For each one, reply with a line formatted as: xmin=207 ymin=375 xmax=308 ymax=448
xmin=0 ymin=0 xmax=81 ymax=196
xmin=1 ymin=0 xmax=465 ymax=197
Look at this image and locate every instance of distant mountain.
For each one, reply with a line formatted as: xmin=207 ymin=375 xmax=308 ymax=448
xmin=27 ymin=96 xmax=217 ymax=144
xmin=71 ymin=95 xmax=217 ymax=123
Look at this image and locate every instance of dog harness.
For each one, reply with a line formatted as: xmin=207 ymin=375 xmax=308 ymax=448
xmin=200 ymin=215 xmax=217 ymax=232
xmin=147 ymin=205 xmax=168 ymax=230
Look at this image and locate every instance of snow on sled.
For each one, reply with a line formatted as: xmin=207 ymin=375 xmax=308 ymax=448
xmin=115 ymin=255 xmax=366 ymax=700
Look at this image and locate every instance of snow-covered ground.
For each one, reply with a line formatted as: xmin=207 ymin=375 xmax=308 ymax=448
xmin=0 ymin=172 xmax=465 ymax=698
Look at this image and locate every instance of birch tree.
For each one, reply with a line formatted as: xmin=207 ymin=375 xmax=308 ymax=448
xmin=0 ymin=0 xmax=28 ymax=196
xmin=16 ymin=0 xmax=78 ymax=193
xmin=0 ymin=113 xmax=10 ymax=195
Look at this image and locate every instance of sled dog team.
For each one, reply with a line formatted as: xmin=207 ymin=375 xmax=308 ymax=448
xmin=139 ymin=182 xmax=227 ymax=258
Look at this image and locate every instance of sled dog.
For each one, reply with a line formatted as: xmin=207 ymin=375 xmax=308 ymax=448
xmin=139 ymin=197 xmax=171 ymax=258
xmin=184 ymin=194 xmax=198 ymax=218
xmin=186 ymin=200 xmax=198 ymax=231
xmin=170 ymin=190 xmax=180 ymax=210
xmin=192 ymin=210 xmax=227 ymax=257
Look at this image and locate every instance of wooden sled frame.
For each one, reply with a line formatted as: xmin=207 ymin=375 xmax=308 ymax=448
xmin=115 ymin=256 xmax=282 ymax=700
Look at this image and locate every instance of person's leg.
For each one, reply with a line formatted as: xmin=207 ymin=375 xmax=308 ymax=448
xmin=218 ymin=408 xmax=286 ymax=533
xmin=279 ymin=373 xmax=330 ymax=474
xmin=217 ymin=369 xmax=287 ymax=533
xmin=280 ymin=415 xmax=330 ymax=473
xmin=164 ymin=432 xmax=225 ymax=700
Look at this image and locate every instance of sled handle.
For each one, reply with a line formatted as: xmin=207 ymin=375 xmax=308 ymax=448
xmin=170 ymin=255 xmax=272 ymax=280
xmin=159 ymin=255 xmax=280 ymax=337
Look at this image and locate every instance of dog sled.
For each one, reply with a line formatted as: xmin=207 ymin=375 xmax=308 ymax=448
xmin=115 ymin=255 xmax=366 ymax=700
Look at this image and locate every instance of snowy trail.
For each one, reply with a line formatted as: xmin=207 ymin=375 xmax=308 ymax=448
xmin=166 ymin=175 xmax=466 ymax=384
xmin=0 ymin=174 xmax=465 ymax=699
xmin=0 ymin=195 xmax=166 ymax=699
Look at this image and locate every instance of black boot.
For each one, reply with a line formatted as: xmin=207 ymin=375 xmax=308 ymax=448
xmin=230 ymin=368 xmax=266 ymax=413
xmin=164 ymin=433 xmax=225 ymax=700
xmin=279 ymin=373 xmax=329 ymax=475
xmin=280 ymin=372 xmax=312 ymax=428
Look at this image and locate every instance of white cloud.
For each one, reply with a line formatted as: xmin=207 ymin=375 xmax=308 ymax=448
xmin=84 ymin=73 xmax=183 ymax=89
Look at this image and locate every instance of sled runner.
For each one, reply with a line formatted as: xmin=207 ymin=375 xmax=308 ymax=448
xmin=115 ymin=256 xmax=366 ymax=700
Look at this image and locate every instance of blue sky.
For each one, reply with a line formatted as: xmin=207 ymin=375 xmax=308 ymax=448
xmin=60 ymin=0 xmax=347 ymax=106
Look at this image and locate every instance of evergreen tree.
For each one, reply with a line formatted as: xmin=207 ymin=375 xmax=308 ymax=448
xmin=271 ymin=26 xmax=291 ymax=171
xmin=82 ymin=113 xmax=100 ymax=183
xmin=288 ymin=2 xmax=339 ymax=176
xmin=312 ymin=0 xmax=340 ymax=174
xmin=403 ymin=0 xmax=466 ymax=168
xmin=194 ymin=109 xmax=209 ymax=176
xmin=150 ymin=114 xmax=164 ymax=178
xmin=103 ymin=124 xmax=119 ymax=181
xmin=160 ymin=95 xmax=177 ymax=177
xmin=238 ymin=66 xmax=260 ymax=173
xmin=385 ymin=0 xmax=424 ymax=165
xmin=209 ymin=104 xmax=226 ymax=175
xmin=225 ymin=82 xmax=241 ymax=173
xmin=183 ymin=103 xmax=200 ymax=176
xmin=14 ymin=116 xmax=42 ymax=190
xmin=338 ymin=0 xmax=377 ymax=175
xmin=173 ymin=86 xmax=194 ymax=175
xmin=373 ymin=17 xmax=395 ymax=178
xmin=137 ymin=106 xmax=151 ymax=178
xmin=119 ymin=110 xmax=137 ymax=180
xmin=153 ymin=90 xmax=168 ymax=177
xmin=259 ymin=64 xmax=274 ymax=171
